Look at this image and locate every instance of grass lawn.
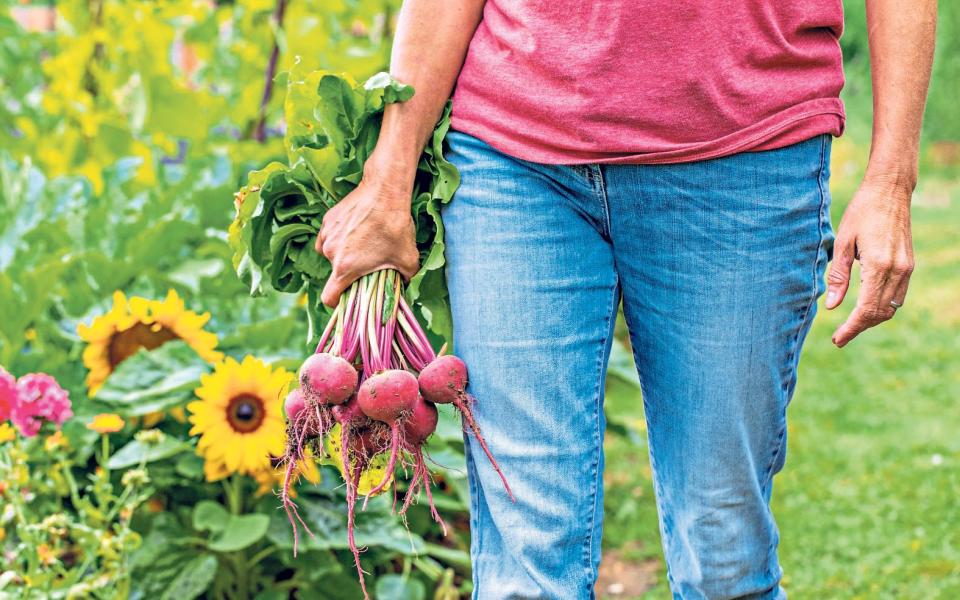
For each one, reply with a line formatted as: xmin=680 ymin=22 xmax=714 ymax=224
xmin=600 ymin=137 xmax=960 ymax=599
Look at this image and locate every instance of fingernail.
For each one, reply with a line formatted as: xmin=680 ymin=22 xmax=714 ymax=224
xmin=826 ymin=291 xmax=838 ymax=307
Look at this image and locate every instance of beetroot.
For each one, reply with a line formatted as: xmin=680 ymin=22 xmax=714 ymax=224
xmin=356 ymin=370 xmax=419 ymax=509
xmin=284 ymin=388 xmax=307 ymax=421
xmin=356 ymin=369 xmax=419 ymax=421
xmin=418 ymin=355 xmax=467 ymax=405
xmin=299 ymin=353 xmax=357 ymax=406
xmin=419 ymin=355 xmax=514 ymax=502
xmin=395 ymin=396 xmax=447 ymax=534
xmin=403 ymin=395 xmax=438 ymax=445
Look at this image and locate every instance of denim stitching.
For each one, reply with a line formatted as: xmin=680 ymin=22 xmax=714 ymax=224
xmin=593 ymin=165 xmax=613 ymax=239
xmin=465 ymin=437 xmax=484 ymax=599
xmin=583 ymin=281 xmax=619 ymax=597
xmin=761 ymin=135 xmax=828 ymax=494
xmin=756 ymin=136 xmax=828 ymax=590
xmin=621 ymin=299 xmax=678 ymax=592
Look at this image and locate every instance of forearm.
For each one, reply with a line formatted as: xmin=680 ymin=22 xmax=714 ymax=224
xmin=368 ymin=0 xmax=486 ymax=186
xmin=863 ymin=0 xmax=937 ymax=194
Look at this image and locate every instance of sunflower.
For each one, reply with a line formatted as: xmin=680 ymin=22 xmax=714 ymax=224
xmin=188 ymin=356 xmax=291 ymax=480
xmin=78 ymin=290 xmax=222 ymax=396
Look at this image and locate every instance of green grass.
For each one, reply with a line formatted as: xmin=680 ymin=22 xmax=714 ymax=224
xmin=601 ymin=143 xmax=960 ymax=599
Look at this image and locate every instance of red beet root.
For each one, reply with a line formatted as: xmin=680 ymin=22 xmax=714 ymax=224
xmin=417 ymin=355 xmax=467 ymax=405
xmin=356 ymin=370 xmax=419 ymax=509
xmin=419 ymin=355 xmax=515 ymax=502
xmin=402 ymin=395 xmax=438 ymax=445
xmin=299 ymin=353 xmax=358 ymax=406
xmin=284 ymin=388 xmax=307 ymax=421
xmin=356 ymin=369 xmax=419 ymax=422
xmin=333 ymin=396 xmax=367 ymax=426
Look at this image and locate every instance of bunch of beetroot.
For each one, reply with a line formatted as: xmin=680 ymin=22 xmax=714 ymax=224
xmin=278 ymin=269 xmax=512 ymax=598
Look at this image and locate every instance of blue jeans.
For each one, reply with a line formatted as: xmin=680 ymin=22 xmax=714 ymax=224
xmin=442 ymin=131 xmax=834 ymax=600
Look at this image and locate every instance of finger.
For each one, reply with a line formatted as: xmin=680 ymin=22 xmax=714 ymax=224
xmin=831 ymin=272 xmax=897 ymax=347
xmin=888 ymin=256 xmax=914 ymax=307
xmin=395 ymin=249 xmax=421 ymax=282
xmin=321 ymin=272 xmax=351 ymax=308
xmin=831 ymin=304 xmax=891 ymax=347
xmin=313 ymin=227 xmax=326 ymax=254
xmin=864 ymin=254 xmax=913 ymax=314
xmin=317 ymin=205 xmax=339 ymax=252
xmin=825 ymin=236 xmax=856 ymax=310
xmin=832 ymin=263 xmax=879 ymax=347
xmin=319 ymin=238 xmax=334 ymax=261
xmin=890 ymin=274 xmax=911 ymax=308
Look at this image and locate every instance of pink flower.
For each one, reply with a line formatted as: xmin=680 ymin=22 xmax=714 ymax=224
xmin=11 ymin=373 xmax=73 ymax=438
xmin=0 ymin=367 xmax=15 ymax=422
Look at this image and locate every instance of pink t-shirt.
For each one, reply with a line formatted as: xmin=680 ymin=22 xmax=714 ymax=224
xmin=451 ymin=1 xmax=846 ymax=164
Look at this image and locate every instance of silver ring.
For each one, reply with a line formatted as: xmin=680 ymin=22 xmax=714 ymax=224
xmin=890 ymin=300 xmax=903 ymax=309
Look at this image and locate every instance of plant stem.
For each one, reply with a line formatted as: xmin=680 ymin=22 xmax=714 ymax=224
xmin=253 ymin=0 xmax=289 ymax=142
xmin=101 ymin=434 xmax=110 ymax=476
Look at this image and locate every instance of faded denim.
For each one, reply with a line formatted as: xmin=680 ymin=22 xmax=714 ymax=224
xmin=442 ymin=130 xmax=833 ymax=600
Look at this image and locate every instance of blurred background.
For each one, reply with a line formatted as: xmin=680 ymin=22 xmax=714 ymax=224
xmin=0 ymin=0 xmax=956 ymax=598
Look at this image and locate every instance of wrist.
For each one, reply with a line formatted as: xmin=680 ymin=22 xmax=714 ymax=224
xmin=862 ymin=161 xmax=918 ymax=198
xmin=362 ymin=148 xmax=417 ymax=206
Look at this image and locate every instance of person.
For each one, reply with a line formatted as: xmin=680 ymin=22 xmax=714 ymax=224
xmin=316 ymin=1 xmax=937 ymax=597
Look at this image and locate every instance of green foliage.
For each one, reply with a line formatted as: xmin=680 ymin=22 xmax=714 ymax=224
xmin=231 ymin=68 xmax=459 ymax=343
xmin=0 ymin=433 xmax=152 ymax=598
xmin=0 ymin=0 xmax=472 ymax=597
xmin=841 ymin=1 xmax=960 ymax=141
xmin=95 ymin=342 xmax=209 ymax=417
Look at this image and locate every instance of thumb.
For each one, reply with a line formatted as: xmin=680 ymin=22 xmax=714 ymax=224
xmin=321 ymin=273 xmax=350 ymax=308
xmin=826 ymin=237 xmax=855 ymax=310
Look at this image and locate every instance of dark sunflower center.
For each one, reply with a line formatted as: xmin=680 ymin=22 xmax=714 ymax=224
xmin=226 ymin=394 xmax=265 ymax=434
xmin=107 ymin=323 xmax=179 ymax=368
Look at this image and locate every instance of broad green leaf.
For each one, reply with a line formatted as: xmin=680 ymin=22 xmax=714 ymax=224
xmin=192 ymin=500 xmax=230 ymax=533
xmin=422 ymin=543 xmax=471 ymax=571
xmin=175 ymin=452 xmax=206 ymax=480
xmin=158 ymin=554 xmax=218 ymax=600
xmin=208 ymin=514 xmax=271 ymax=552
xmin=375 ymin=574 xmax=426 ymax=600
xmin=606 ymin=336 xmax=642 ymax=389
xmin=266 ymin=491 xmax=425 ymax=555
xmin=94 ymin=341 xmax=210 ymax=416
xmin=107 ymin=436 xmax=191 ymax=469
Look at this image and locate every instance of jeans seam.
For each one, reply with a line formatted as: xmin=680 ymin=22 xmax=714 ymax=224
xmin=757 ymin=135 xmax=829 ymax=592
xmin=592 ymin=165 xmax=613 ymax=238
xmin=761 ymin=135 xmax=828 ymax=496
xmin=583 ymin=280 xmax=619 ymax=596
xmin=466 ymin=434 xmax=483 ymax=599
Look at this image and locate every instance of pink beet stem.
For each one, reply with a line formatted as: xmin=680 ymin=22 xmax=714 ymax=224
xmin=392 ymin=340 xmax=414 ymax=372
xmin=358 ymin=283 xmax=371 ymax=372
xmin=396 ymin=326 xmax=429 ymax=371
xmin=380 ymin=273 xmax=401 ymax=362
xmin=454 ymin=397 xmax=516 ymax=502
xmin=314 ymin=300 xmax=341 ymax=354
xmin=398 ymin=298 xmax=436 ymax=362
xmin=362 ymin=422 xmax=401 ymax=511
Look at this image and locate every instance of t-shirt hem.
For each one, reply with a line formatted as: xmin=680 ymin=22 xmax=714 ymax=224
xmin=450 ymin=99 xmax=845 ymax=166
